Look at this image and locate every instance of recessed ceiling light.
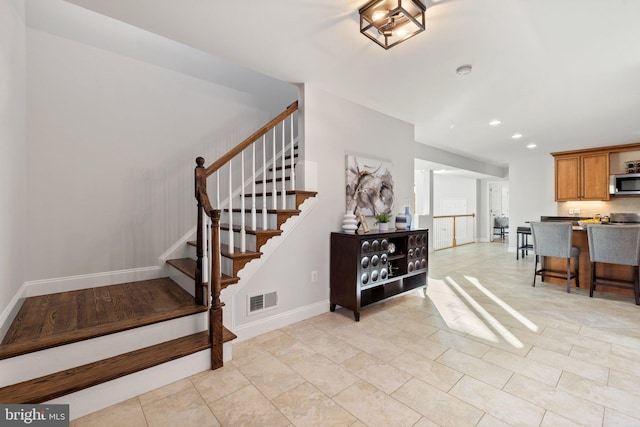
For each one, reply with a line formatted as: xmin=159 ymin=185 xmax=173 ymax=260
xmin=512 ymin=133 xmax=523 ymax=139
xmin=527 ymin=143 xmax=537 ymax=149
xmin=489 ymin=120 xmax=501 ymax=126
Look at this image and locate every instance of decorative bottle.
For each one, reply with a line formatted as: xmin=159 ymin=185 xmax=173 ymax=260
xmin=404 ymin=206 xmax=412 ymax=230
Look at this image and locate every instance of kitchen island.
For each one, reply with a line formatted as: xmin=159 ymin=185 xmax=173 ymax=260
xmin=540 ymin=218 xmax=635 ymax=295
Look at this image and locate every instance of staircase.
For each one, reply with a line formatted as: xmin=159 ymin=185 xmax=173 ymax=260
xmin=0 ymin=101 xmax=317 ymax=418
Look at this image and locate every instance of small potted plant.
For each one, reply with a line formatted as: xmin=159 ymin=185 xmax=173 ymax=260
xmin=374 ymin=213 xmax=391 ymax=231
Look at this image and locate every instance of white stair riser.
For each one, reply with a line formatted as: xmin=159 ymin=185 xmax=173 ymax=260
xmin=48 ymin=341 xmax=232 ymax=421
xmin=232 ymin=194 xmax=296 ymax=210
xmin=227 ymin=212 xmax=278 ymax=230
xmin=0 ymin=312 xmax=208 ymax=386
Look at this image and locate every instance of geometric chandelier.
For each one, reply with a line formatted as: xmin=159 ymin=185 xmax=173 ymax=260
xmin=359 ymin=0 xmax=427 ymax=50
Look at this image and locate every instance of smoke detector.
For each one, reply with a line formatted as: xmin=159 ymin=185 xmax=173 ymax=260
xmin=456 ymin=65 xmax=472 ymax=76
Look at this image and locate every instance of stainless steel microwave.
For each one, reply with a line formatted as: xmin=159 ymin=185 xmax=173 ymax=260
xmin=610 ymin=173 xmax=640 ymax=195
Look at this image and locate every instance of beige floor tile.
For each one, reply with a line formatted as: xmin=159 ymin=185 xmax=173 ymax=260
xmin=603 ymin=408 xmax=640 ymax=427
xmin=341 ymin=351 xmax=412 ymax=394
xmin=237 ymin=353 xmax=306 ymax=399
xmin=482 ymin=347 xmax=562 ymax=387
xmin=71 ymin=398 xmax=146 ymax=427
xmin=390 ymin=349 xmax=463 ymax=392
xmin=385 ymin=330 xmax=448 ymax=360
xmin=509 ymin=326 xmax=573 ymax=355
xmin=527 ymin=347 xmax=609 ymax=384
xmin=333 ymin=381 xmax=421 ymax=427
xmin=570 ymin=344 xmax=640 ymax=377
xmin=142 ymin=386 xmax=219 ymax=427
xmin=557 ymin=371 xmax=640 ymax=421
xmin=607 ymin=369 xmax=640 ymax=394
xmin=542 ymin=326 xmax=613 ymax=353
xmin=391 ymin=377 xmax=483 ymax=427
xmin=436 ymin=348 xmax=513 ymax=388
xmin=138 ymin=378 xmax=192 ymax=407
xmin=540 ymin=411 xmax=587 ymax=427
xmin=271 ymin=382 xmax=356 ymax=427
xmin=412 ymin=417 xmax=440 ymax=427
xmin=504 ymin=373 xmax=604 ymax=426
xmin=475 ymin=414 xmax=512 ymax=427
xmin=208 ymin=385 xmax=289 ymax=427
xmin=450 ymin=376 xmax=545 ymax=427
xmin=427 ymin=329 xmax=492 ymax=358
xmin=286 ymin=351 xmax=359 ymax=396
xmin=228 ymin=339 xmax=273 ymax=368
xmin=327 ymin=324 xmax=406 ymax=362
xmin=191 ymin=364 xmax=251 ymax=403
xmin=261 ymin=333 xmax=316 ymax=364
xmin=296 ymin=330 xmax=362 ymax=364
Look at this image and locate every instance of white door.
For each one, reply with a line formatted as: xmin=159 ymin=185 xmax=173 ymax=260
xmin=489 ymin=182 xmax=509 ymax=241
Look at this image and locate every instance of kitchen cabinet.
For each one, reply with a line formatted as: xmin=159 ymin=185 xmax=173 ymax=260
xmin=554 ymin=152 xmax=609 ymax=201
xmin=329 ymin=229 xmax=428 ymax=321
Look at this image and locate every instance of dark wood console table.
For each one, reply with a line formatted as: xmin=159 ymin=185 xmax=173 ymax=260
xmin=330 ymin=229 xmax=429 ymax=321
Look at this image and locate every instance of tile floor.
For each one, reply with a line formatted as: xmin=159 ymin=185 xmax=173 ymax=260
xmin=71 ymin=243 xmax=640 ymax=427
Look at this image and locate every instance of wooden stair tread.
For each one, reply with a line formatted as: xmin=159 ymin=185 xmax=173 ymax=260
xmin=0 ymin=329 xmax=235 ymax=404
xmin=166 ymin=257 xmax=238 ymax=286
xmin=218 ymin=225 xmax=283 ymax=237
xmin=243 ymin=190 xmax=318 ymax=197
xmin=226 ymin=208 xmax=301 ymax=214
xmin=0 ymin=278 xmax=208 ymax=360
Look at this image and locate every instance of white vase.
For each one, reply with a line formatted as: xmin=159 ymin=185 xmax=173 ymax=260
xmin=342 ymin=212 xmax=358 ymax=234
xmin=378 ymin=222 xmax=389 ymax=232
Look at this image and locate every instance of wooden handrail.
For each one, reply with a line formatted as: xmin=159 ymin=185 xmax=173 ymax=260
xmin=204 ymin=101 xmax=299 ymax=177
xmin=194 ymin=100 xmax=299 ymax=370
xmin=433 ymin=213 xmax=476 ymax=219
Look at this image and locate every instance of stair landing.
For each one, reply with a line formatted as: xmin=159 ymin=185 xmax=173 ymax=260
xmin=0 ymin=278 xmax=208 ymax=360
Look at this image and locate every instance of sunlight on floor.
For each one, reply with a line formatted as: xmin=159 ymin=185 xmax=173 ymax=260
xmin=464 ymin=275 xmax=539 ymax=332
xmin=426 ymin=274 xmax=537 ymax=349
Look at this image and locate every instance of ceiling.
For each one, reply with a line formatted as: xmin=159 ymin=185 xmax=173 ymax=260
xmin=63 ymin=0 xmax=640 ymax=169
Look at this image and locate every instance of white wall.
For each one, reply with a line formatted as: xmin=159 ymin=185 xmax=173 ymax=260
xmin=24 ymin=12 xmax=290 ymax=281
xmin=0 ymin=0 xmax=26 ymax=325
xmin=508 ymin=153 xmax=557 ymax=251
xmin=432 ymin=175 xmax=477 ymax=216
xmin=230 ymin=84 xmax=416 ymax=332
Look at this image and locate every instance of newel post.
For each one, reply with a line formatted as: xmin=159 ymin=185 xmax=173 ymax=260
xmin=194 ymin=157 xmax=206 ymax=306
xmin=210 ymin=208 xmax=224 ymax=369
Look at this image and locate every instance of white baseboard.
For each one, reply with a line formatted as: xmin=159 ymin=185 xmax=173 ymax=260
xmin=233 ymin=299 xmax=329 ymax=343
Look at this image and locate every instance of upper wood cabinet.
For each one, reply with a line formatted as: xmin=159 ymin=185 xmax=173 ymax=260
xmin=554 ymin=152 xmax=610 ymax=201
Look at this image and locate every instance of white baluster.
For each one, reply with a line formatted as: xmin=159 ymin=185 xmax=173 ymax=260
xmin=251 ymin=142 xmax=257 ymax=231
xmin=262 ymin=135 xmax=268 ymax=230
xmin=207 ymin=214 xmax=213 ymax=306
xmin=281 ymin=121 xmax=286 ymax=209
xmin=272 ymin=128 xmax=277 ymax=210
xmin=202 ymin=209 xmax=209 ymax=284
xmin=240 ymin=150 xmax=246 ymax=252
xmin=289 ymin=114 xmax=296 ymax=191
xmin=228 ymin=162 xmax=234 ymax=254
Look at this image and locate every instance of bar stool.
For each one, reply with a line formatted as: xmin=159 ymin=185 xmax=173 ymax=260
xmin=587 ymin=224 xmax=640 ymax=305
xmin=530 ymin=222 xmax=580 ymax=293
xmin=516 ymin=226 xmax=533 ymax=260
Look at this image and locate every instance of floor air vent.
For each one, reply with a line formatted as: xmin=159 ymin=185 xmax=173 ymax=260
xmin=248 ymin=291 xmax=278 ymax=315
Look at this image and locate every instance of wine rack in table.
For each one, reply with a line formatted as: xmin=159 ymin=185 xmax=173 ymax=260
xmin=330 ymin=229 xmax=429 ymax=321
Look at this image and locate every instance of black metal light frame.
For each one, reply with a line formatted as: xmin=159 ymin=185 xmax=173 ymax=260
xmin=359 ymin=0 xmax=427 ymax=50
